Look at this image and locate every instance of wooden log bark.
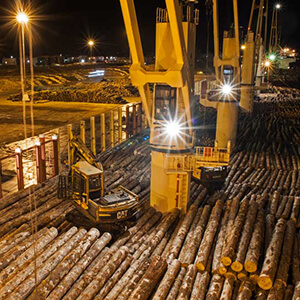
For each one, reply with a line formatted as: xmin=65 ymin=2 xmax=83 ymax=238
xmin=0 ymin=227 xmax=48 ymax=272
xmin=180 ymin=204 xmax=211 ymax=266
xmin=276 ymin=220 xmax=296 ymax=285
xmin=212 ymin=200 xmax=231 ymax=274
xmin=0 ymin=224 xmax=30 ymax=255
xmin=232 ymin=199 xmax=258 ymax=272
xmin=281 ymin=196 xmax=294 ymax=219
xmin=176 ymin=264 xmax=197 ymax=300
xmin=205 ymin=273 xmax=224 ymax=300
xmin=167 ymin=202 xmax=199 ymax=263
xmin=115 ymin=259 xmax=150 ymax=300
xmin=284 ymin=285 xmax=294 ymax=300
xmin=152 ymin=259 xmax=181 ymax=300
xmin=127 ymin=255 xmax=167 ymax=300
xmin=236 ymin=280 xmax=254 ymax=300
xmin=221 ymin=197 xmax=249 ymax=266
xmin=245 ymin=210 xmax=265 ymax=273
xmin=8 ymin=228 xmax=86 ymax=299
xmin=265 ymin=214 xmax=276 ymax=253
xmin=62 ymin=246 xmax=119 ymax=300
xmin=267 ymin=280 xmax=286 ymax=300
xmin=178 ymin=207 xmax=202 ymax=260
xmin=0 ymin=227 xmax=78 ymax=298
xmin=292 ymin=236 xmax=300 ymax=284
xmin=0 ymin=227 xmax=58 ymax=283
xmin=219 ymin=277 xmax=235 ymax=300
xmin=276 ymin=196 xmax=288 ymax=219
xmin=258 ymin=218 xmax=287 ymax=290
xmin=48 ymin=233 xmax=112 ymax=300
xmin=94 ymin=254 xmax=133 ymax=300
xmin=195 ymin=200 xmax=223 ymax=271
xmin=76 ymin=246 xmax=129 ymax=300
xmin=291 ymin=197 xmax=300 ymax=222
xmin=165 ymin=267 xmax=186 ymax=300
xmin=270 ymin=191 xmax=280 ymax=216
xmin=293 ymin=281 xmax=300 ymax=300
xmin=190 ymin=271 xmax=210 ymax=300
xmin=28 ymin=228 xmax=100 ymax=299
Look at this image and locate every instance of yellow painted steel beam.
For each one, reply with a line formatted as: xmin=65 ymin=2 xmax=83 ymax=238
xmin=119 ymin=0 xmax=144 ymax=65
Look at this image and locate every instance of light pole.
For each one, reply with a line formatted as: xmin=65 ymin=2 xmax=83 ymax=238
xmin=88 ymin=40 xmax=94 ymax=60
xmin=16 ymin=11 xmax=29 ymax=139
xmin=264 ymin=60 xmax=271 ymax=87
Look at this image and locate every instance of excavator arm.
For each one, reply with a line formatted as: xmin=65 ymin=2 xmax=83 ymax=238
xmin=69 ymin=136 xmax=103 ymax=171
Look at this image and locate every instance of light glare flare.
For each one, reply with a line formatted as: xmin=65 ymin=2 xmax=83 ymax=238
xmin=222 ymin=84 xmax=232 ymax=95
xmin=16 ymin=12 xmax=29 ymax=24
xmin=164 ymin=121 xmax=181 ymax=137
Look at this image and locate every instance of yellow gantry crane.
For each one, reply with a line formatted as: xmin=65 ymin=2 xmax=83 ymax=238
xmin=120 ymin=0 xmax=230 ymax=213
xmin=200 ymin=0 xmax=242 ymax=144
xmin=120 ymin=0 xmax=197 ymax=213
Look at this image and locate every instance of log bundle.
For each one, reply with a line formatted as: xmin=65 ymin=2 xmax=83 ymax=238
xmin=0 ymin=87 xmax=300 ymax=299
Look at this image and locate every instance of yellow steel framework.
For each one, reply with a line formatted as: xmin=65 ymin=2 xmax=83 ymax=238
xmin=120 ymin=0 xmax=200 ymax=213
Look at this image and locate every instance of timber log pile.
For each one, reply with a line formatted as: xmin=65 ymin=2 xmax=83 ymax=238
xmin=1 ymin=87 xmax=300 ymax=299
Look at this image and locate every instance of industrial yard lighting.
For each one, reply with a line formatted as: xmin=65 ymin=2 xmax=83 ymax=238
xmin=88 ymin=40 xmax=95 ymax=59
xmin=264 ymin=60 xmax=271 ymax=87
xmin=275 ymin=3 xmax=281 ymax=9
xmin=164 ymin=121 xmax=181 ymax=138
xmin=16 ymin=12 xmax=29 ymax=24
xmin=269 ymin=54 xmax=276 ymax=61
xmin=221 ymin=84 xmax=232 ymax=95
xmin=241 ymin=45 xmax=246 ymax=50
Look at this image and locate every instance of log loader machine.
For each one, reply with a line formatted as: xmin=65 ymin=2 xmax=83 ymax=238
xmin=58 ymin=132 xmax=140 ymax=227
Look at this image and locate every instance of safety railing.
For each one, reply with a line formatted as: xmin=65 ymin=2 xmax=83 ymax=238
xmin=164 ymin=146 xmax=230 ymax=173
xmin=195 ymin=147 xmax=230 ymax=164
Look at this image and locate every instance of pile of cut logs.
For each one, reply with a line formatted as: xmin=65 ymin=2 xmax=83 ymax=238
xmin=1 ymin=87 xmax=300 ymax=299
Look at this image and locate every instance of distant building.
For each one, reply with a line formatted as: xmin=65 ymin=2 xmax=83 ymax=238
xmin=2 ymin=57 xmax=17 ymax=65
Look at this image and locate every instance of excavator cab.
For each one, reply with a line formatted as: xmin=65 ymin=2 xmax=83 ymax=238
xmin=58 ymin=135 xmax=140 ymax=224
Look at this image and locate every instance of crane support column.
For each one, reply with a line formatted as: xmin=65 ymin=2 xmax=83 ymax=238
xmin=240 ymin=32 xmax=255 ymax=112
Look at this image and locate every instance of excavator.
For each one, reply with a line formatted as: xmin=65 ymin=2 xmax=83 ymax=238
xmin=58 ymin=132 xmax=140 ymax=226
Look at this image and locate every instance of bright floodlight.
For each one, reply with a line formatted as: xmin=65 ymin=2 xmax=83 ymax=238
xmin=275 ymin=3 xmax=281 ymax=9
xmin=165 ymin=121 xmax=181 ymax=137
xmin=269 ymin=54 xmax=276 ymax=61
xmin=241 ymin=45 xmax=246 ymax=50
xmin=88 ymin=40 xmax=94 ymax=46
xmin=16 ymin=12 xmax=29 ymax=24
xmin=264 ymin=60 xmax=271 ymax=67
xmin=222 ymin=84 xmax=232 ymax=95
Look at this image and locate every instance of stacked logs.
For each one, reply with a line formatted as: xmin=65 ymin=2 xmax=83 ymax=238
xmin=1 ymin=87 xmax=300 ymax=298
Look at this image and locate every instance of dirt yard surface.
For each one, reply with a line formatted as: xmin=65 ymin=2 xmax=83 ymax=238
xmin=0 ymin=93 xmax=119 ymax=146
xmin=0 ymin=64 xmax=135 ymax=146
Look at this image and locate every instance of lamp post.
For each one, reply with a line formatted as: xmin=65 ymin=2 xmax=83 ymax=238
xmin=264 ymin=60 xmax=271 ymax=87
xmin=16 ymin=11 xmax=29 ymax=139
xmin=88 ymin=40 xmax=94 ymax=60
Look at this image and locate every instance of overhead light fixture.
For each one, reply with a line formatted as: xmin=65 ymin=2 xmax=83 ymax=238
xmin=164 ymin=121 xmax=181 ymax=137
xmin=269 ymin=54 xmax=276 ymax=61
xmin=221 ymin=84 xmax=232 ymax=95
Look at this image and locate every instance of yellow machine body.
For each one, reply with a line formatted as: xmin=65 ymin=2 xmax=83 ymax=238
xmin=58 ymin=134 xmax=140 ymax=224
xmin=120 ymin=0 xmax=199 ymax=213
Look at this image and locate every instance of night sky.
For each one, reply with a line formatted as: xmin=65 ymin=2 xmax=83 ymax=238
xmin=0 ymin=0 xmax=299 ymax=57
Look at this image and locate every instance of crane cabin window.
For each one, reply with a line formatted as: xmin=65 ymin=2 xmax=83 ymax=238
xmin=154 ymin=85 xmax=177 ymax=121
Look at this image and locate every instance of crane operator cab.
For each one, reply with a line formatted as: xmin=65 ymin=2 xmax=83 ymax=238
xmin=58 ymin=135 xmax=140 ymax=225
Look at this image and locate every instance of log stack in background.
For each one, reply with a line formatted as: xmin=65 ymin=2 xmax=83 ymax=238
xmin=1 ymin=87 xmax=300 ymax=299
